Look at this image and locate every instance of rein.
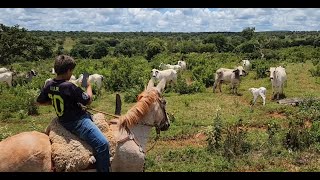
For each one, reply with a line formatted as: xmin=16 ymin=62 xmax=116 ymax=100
xmin=80 ymin=104 xmax=120 ymax=118
xmin=117 ymin=126 xmax=160 ymax=154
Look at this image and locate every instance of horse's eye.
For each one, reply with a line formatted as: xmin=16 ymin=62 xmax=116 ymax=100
xmin=162 ymin=99 xmax=167 ymax=105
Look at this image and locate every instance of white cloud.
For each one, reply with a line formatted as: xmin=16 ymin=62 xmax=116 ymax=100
xmin=0 ymin=8 xmax=319 ymax=32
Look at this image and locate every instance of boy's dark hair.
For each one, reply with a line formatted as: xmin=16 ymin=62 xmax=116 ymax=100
xmin=54 ymin=55 xmax=76 ymax=75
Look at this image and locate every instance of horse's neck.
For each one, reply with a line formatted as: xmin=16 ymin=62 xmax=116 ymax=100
xmin=129 ymin=124 xmax=152 ymax=151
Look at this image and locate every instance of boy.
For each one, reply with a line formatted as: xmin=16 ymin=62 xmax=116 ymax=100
xmin=37 ymin=55 xmax=110 ymax=172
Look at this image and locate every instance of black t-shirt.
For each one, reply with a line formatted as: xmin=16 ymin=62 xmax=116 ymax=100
xmin=37 ymin=79 xmax=91 ymax=122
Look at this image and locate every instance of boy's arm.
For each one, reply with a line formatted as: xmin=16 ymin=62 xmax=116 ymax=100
xmin=85 ymin=82 xmax=93 ymax=105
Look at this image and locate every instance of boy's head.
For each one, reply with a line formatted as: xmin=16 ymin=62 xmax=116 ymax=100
xmin=54 ymin=55 xmax=76 ymax=75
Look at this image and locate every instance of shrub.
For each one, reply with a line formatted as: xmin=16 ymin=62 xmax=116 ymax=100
xmin=309 ymin=64 xmax=320 ymax=77
xmin=124 ymin=86 xmax=141 ymax=103
xmin=223 ymin=119 xmax=251 ymax=160
xmin=283 ymin=118 xmax=312 ymax=151
xmin=207 ymin=108 xmax=223 ymax=152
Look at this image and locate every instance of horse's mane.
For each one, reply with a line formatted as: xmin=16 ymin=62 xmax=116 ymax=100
xmin=119 ymin=88 xmax=160 ymax=129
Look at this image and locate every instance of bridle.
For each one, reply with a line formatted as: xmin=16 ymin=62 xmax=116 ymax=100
xmin=117 ymin=94 xmax=169 ymax=154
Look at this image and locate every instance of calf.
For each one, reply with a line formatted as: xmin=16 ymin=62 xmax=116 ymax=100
xmin=248 ymin=87 xmax=267 ymax=106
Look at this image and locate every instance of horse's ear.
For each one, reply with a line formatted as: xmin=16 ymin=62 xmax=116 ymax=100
xmin=146 ymin=79 xmax=154 ymax=90
xmin=156 ymin=79 xmax=166 ymax=94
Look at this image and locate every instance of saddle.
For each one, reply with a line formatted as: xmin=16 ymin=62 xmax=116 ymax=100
xmin=45 ymin=113 xmax=118 ymax=172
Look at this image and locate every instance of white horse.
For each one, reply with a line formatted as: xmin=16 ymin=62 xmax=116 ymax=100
xmin=0 ymin=79 xmax=170 ymax=172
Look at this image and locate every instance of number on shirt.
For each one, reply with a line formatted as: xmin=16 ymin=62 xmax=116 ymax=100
xmin=48 ymin=94 xmax=64 ymax=116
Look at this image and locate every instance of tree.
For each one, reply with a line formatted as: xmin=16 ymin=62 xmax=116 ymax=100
xmin=241 ymin=27 xmax=255 ymax=40
xmin=145 ymin=40 xmax=164 ymax=60
xmin=70 ymin=43 xmax=90 ymax=58
xmin=114 ymin=40 xmax=137 ymax=57
xmin=89 ymin=42 xmax=109 ymax=59
xmin=0 ymin=24 xmax=54 ymax=65
xmin=203 ymin=34 xmax=229 ymax=52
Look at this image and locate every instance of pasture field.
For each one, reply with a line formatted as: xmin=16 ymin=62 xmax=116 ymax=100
xmin=1 ymin=59 xmax=320 ymax=172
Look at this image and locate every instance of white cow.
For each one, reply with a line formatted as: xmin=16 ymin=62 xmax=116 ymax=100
xmin=77 ymin=74 xmax=104 ymax=90
xmin=177 ymin=61 xmax=187 ymax=70
xmin=0 ymin=68 xmax=9 ymax=74
xmin=159 ymin=63 xmax=181 ymax=71
xmin=213 ymin=66 xmax=246 ymax=95
xmin=151 ymin=69 xmax=177 ymax=85
xmin=0 ymin=71 xmax=14 ymax=87
xmin=248 ymin=87 xmax=267 ymax=106
xmin=242 ymin=60 xmax=250 ymax=72
xmin=268 ymin=66 xmax=287 ymax=100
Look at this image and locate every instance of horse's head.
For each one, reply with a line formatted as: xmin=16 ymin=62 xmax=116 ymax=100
xmin=119 ymin=78 xmax=170 ymax=134
xmin=146 ymin=78 xmax=170 ymax=133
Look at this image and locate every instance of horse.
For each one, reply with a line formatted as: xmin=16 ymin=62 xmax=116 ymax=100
xmin=0 ymin=78 xmax=170 ymax=172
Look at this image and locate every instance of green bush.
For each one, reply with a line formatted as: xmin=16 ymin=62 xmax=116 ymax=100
xmin=253 ymin=60 xmax=269 ymax=79
xmin=309 ymin=64 xmax=320 ymax=77
xmin=223 ymin=119 xmax=251 ymax=160
xmin=175 ymin=78 xmax=205 ymax=95
xmin=207 ymin=109 xmax=223 ymax=152
xmin=310 ymin=121 xmax=320 ymax=143
xmin=283 ymin=119 xmax=312 ymax=151
xmin=124 ymin=86 xmax=141 ymax=103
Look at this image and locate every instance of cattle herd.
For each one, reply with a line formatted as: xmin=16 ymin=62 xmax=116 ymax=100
xmin=151 ymin=59 xmax=287 ymax=106
xmin=1 ymin=59 xmax=287 ymax=106
xmin=0 ymin=67 xmax=37 ymax=87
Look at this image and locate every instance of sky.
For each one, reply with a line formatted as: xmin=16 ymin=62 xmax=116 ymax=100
xmin=1 ymin=8 xmax=320 ymax=32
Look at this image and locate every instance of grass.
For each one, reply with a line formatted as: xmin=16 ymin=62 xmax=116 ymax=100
xmin=1 ymin=60 xmax=320 ymax=171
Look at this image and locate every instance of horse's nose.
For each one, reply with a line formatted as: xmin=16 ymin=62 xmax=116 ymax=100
xmin=160 ymin=123 xmax=170 ymax=131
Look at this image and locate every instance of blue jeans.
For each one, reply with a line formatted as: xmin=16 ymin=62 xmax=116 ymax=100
xmin=60 ymin=113 xmax=110 ymax=172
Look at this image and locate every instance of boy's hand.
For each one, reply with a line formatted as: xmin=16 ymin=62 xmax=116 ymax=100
xmin=86 ymin=80 xmax=91 ymax=88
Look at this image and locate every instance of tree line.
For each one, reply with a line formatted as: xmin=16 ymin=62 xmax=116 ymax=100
xmin=1 ymin=24 xmax=320 ymax=65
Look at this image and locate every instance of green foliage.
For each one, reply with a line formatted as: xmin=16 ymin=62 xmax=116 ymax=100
xmin=297 ymin=97 xmax=320 ymax=121
xmin=175 ymin=73 xmax=205 ymax=94
xmin=310 ymin=121 xmax=320 ymax=144
xmin=234 ymin=40 xmax=259 ymax=53
xmin=309 ymin=64 xmax=320 ymax=77
xmin=0 ymin=126 xmax=13 ymax=141
xmin=79 ymin=37 xmax=95 ymax=45
xmin=223 ymin=119 xmax=251 ymax=160
xmin=283 ymin=118 xmax=312 ymax=151
xmin=203 ymin=34 xmax=231 ymax=52
xmin=124 ymin=86 xmax=141 ymax=103
xmin=192 ymin=65 xmax=215 ymax=87
xmin=240 ymin=27 xmax=255 ymax=40
xmin=207 ymin=108 xmax=223 ymax=152
xmin=104 ymin=56 xmax=149 ymax=92
xmin=146 ymin=39 xmax=165 ymax=60
xmin=0 ymin=24 xmax=54 ymax=65
xmin=70 ymin=43 xmax=90 ymax=58
xmin=114 ymin=40 xmax=137 ymax=57
xmin=27 ymin=96 xmax=39 ymax=115
xmin=89 ymin=41 xmax=109 ymax=59
xmin=266 ymin=122 xmax=280 ymax=154
xmin=253 ymin=60 xmax=269 ymax=79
